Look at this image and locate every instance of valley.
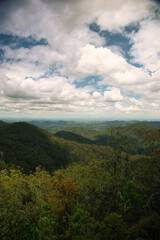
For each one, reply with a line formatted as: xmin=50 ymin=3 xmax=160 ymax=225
xmin=0 ymin=120 xmax=160 ymax=240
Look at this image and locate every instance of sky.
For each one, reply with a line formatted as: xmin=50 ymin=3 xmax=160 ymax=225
xmin=0 ymin=0 xmax=160 ymax=120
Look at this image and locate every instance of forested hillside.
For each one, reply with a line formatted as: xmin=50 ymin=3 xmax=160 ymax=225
xmin=0 ymin=122 xmax=112 ymax=172
xmin=54 ymin=130 xmax=94 ymax=145
xmin=0 ymin=122 xmax=69 ymax=172
xmin=0 ymin=121 xmax=160 ymax=240
xmin=55 ymin=122 xmax=160 ymax=155
xmin=0 ymin=120 xmax=8 ymax=126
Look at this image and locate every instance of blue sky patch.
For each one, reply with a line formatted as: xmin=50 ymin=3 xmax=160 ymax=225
xmin=100 ymin=29 xmax=132 ymax=59
xmin=128 ymin=94 xmax=141 ymax=100
xmin=6 ymin=58 xmax=22 ymax=63
xmin=74 ymin=76 xmax=114 ymax=95
xmin=89 ymin=22 xmax=101 ymax=33
xmin=74 ymin=75 xmax=102 ymax=88
xmin=0 ymin=48 xmax=5 ymax=63
xmin=124 ymin=23 xmax=140 ymax=33
xmin=89 ymin=22 xmax=143 ymax=68
xmin=0 ymin=34 xmax=48 ymax=49
xmin=39 ymin=64 xmax=62 ymax=79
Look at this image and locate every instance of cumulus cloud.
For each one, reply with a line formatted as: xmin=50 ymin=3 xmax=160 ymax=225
xmin=0 ymin=0 xmax=160 ymax=119
xmin=104 ymin=87 xmax=123 ymax=102
xmin=130 ymin=19 xmax=160 ymax=72
xmin=68 ymin=44 xmax=128 ymax=79
xmin=96 ymin=0 xmax=152 ymax=31
xmin=111 ymin=67 xmax=150 ymax=86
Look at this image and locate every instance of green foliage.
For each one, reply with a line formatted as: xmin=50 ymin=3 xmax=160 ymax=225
xmin=38 ymin=216 xmax=57 ymax=240
xmin=69 ymin=208 xmax=90 ymax=239
xmin=0 ymin=168 xmax=51 ymax=240
xmin=55 ymin=130 xmax=94 ymax=144
xmin=0 ymin=122 xmax=69 ymax=172
xmin=1 ymin=120 xmax=160 ymax=239
xmin=30 ymin=120 xmax=160 ymax=155
xmin=129 ymin=213 xmax=160 ymax=240
xmin=0 ymin=122 xmax=113 ymax=173
xmin=119 ymin=181 xmax=144 ymax=222
xmin=100 ymin=213 xmax=128 ymax=240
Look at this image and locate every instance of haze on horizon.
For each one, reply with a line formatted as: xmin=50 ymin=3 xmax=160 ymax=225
xmin=0 ymin=0 xmax=160 ymax=120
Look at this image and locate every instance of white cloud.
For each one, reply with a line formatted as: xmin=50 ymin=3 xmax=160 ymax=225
xmin=0 ymin=0 xmax=160 ymax=119
xmin=96 ymin=0 xmax=151 ymax=31
xmin=92 ymin=91 xmax=102 ymax=98
xmin=130 ymin=19 xmax=160 ymax=72
xmin=71 ymin=44 xmax=128 ymax=78
xmin=104 ymin=87 xmax=123 ymax=102
xmin=115 ymin=102 xmax=139 ymax=112
xmin=112 ymin=67 xmax=150 ymax=86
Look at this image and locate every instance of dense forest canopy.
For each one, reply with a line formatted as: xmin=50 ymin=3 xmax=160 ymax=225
xmin=0 ymin=120 xmax=160 ymax=239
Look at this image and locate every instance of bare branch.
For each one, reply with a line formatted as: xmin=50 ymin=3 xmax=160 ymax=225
xmin=143 ymin=192 xmax=160 ymax=208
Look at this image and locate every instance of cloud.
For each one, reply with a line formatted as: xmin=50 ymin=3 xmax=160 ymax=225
xmin=70 ymin=44 xmax=128 ymax=78
xmin=104 ymin=87 xmax=123 ymax=102
xmin=130 ymin=19 xmax=160 ymax=72
xmin=0 ymin=0 xmax=29 ymax=23
xmin=0 ymin=0 xmax=160 ymax=119
xmin=0 ymin=0 xmax=155 ymax=36
xmin=112 ymin=67 xmax=150 ymax=86
xmin=42 ymin=0 xmax=153 ymax=32
xmin=96 ymin=0 xmax=152 ymax=31
xmin=115 ymin=102 xmax=139 ymax=112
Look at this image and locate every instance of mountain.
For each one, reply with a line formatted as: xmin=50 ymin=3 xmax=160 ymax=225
xmin=54 ymin=130 xmax=94 ymax=144
xmin=0 ymin=122 xmax=68 ymax=172
xmin=0 ymin=120 xmax=8 ymax=126
xmin=143 ymin=121 xmax=160 ymax=128
xmin=29 ymin=120 xmax=81 ymax=133
xmin=0 ymin=122 xmax=112 ymax=172
xmin=28 ymin=119 xmax=160 ymax=134
xmin=0 ymin=120 xmax=159 ymax=172
xmin=53 ymin=122 xmax=159 ymax=155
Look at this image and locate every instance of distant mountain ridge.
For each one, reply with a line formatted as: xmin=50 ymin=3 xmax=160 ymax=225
xmin=0 ymin=121 xmax=112 ymax=172
xmin=54 ymin=121 xmax=159 ymax=155
xmin=0 ymin=120 xmax=8 ymax=126
xmin=0 ymin=120 xmax=159 ymax=172
xmin=54 ymin=130 xmax=94 ymax=144
xmin=28 ymin=119 xmax=160 ymax=133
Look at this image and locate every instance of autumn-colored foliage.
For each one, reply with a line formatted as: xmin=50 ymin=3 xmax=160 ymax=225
xmin=47 ymin=172 xmax=78 ymax=220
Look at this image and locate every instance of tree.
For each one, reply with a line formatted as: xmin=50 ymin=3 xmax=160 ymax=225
xmin=47 ymin=171 xmax=78 ymax=237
